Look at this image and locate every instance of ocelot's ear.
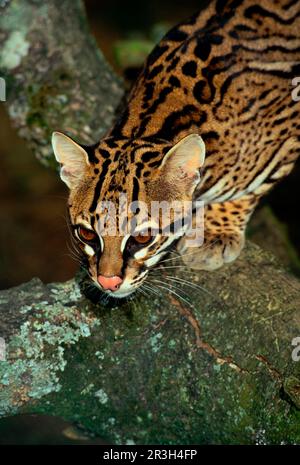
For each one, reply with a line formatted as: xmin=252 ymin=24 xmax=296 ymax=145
xmin=52 ymin=132 xmax=90 ymax=189
xmin=160 ymin=134 xmax=205 ymax=196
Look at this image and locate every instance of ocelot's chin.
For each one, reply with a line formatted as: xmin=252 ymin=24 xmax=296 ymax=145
xmin=104 ymin=288 xmax=136 ymax=299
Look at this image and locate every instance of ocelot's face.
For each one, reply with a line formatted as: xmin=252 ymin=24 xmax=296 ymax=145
xmin=52 ymin=133 xmax=205 ymax=299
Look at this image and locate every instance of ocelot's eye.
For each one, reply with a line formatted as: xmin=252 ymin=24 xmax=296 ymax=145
xmin=132 ymin=231 xmax=153 ymax=245
xmin=77 ymin=226 xmax=97 ymax=243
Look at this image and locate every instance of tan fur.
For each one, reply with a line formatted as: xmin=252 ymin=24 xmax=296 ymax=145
xmin=53 ymin=0 xmax=300 ymax=296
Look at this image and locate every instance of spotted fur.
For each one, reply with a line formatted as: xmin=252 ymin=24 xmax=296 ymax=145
xmin=53 ymin=0 xmax=300 ymax=296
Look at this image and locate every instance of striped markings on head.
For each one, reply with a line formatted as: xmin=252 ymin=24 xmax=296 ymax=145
xmin=84 ymin=244 xmax=95 ymax=257
xmin=119 ymin=221 xmax=159 ymax=259
xmin=76 ymin=219 xmax=185 ymax=265
xmin=120 ymin=219 xmax=187 ymax=264
xmin=75 ymin=220 xmax=104 ymax=255
xmin=120 ymin=234 xmax=131 ymax=253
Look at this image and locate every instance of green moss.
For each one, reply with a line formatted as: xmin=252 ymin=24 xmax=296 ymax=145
xmin=0 ymin=280 xmax=99 ymax=417
xmin=149 ymin=332 xmax=163 ymax=353
xmin=284 ymin=376 xmax=300 ymax=409
xmin=95 ymin=389 xmax=108 ymax=405
xmin=0 ymin=31 xmax=30 ymax=70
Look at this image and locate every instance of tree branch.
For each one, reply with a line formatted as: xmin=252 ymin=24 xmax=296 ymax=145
xmin=0 ymin=243 xmax=300 ymax=444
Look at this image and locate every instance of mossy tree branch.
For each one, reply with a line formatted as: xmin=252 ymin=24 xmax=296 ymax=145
xmin=0 ymin=0 xmax=300 ymax=445
xmin=0 ymin=243 xmax=300 ymax=444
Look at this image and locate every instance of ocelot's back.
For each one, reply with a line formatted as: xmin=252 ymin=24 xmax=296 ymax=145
xmin=119 ymin=0 xmax=300 ymax=202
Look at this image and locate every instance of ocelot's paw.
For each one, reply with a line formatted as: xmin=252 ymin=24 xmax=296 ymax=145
xmin=177 ymin=231 xmax=245 ymax=271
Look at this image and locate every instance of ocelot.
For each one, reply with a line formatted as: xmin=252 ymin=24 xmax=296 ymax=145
xmin=52 ymin=0 xmax=300 ymax=298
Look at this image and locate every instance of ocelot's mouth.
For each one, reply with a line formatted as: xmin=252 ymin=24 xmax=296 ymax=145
xmin=91 ymin=276 xmax=140 ymax=300
xmin=81 ymin=280 xmax=137 ymax=306
xmin=104 ymin=288 xmax=136 ymax=299
xmin=94 ymin=268 xmax=150 ymax=300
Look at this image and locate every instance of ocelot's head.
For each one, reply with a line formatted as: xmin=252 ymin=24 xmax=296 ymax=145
xmin=52 ymin=132 xmax=205 ymax=299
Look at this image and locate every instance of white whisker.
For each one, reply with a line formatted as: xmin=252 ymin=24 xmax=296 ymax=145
xmin=158 ymin=238 xmax=219 ymax=265
xmin=150 ymin=279 xmax=195 ymax=311
xmin=163 ymin=275 xmax=217 ymax=301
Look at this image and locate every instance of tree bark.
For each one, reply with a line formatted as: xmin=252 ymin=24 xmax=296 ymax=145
xmin=0 ymin=0 xmax=123 ymax=167
xmin=0 ymin=243 xmax=300 ymax=444
xmin=0 ymin=0 xmax=300 ymax=445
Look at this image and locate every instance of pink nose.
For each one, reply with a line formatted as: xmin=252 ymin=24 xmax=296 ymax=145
xmin=97 ymin=275 xmax=123 ymax=291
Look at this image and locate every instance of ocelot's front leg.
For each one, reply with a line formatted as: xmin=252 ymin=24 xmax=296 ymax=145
xmin=178 ymin=194 xmax=260 ymax=271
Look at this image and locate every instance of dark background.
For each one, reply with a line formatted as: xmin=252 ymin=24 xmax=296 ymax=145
xmin=0 ymin=0 xmax=299 ymax=444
